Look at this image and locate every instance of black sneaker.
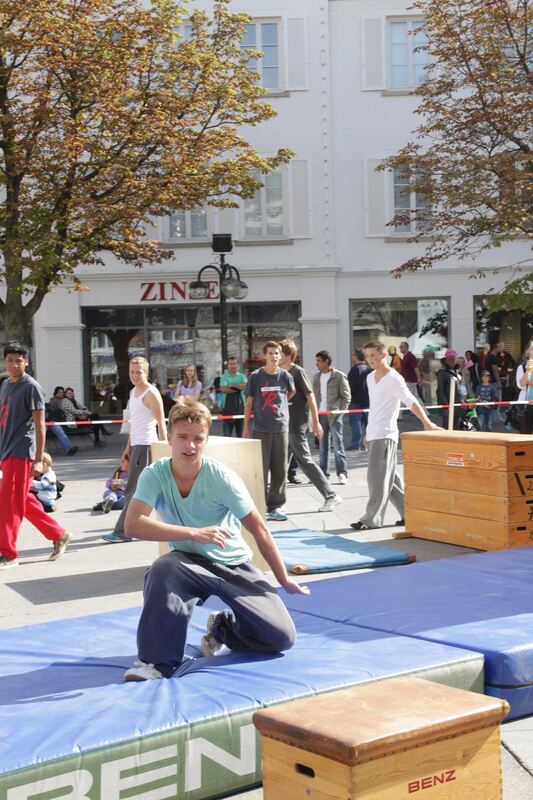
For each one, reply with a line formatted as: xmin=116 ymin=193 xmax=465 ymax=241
xmin=350 ymin=521 xmax=369 ymax=531
xmin=67 ymin=446 xmax=78 ymax=456
xmin=0 ymin=555 xmax=19 ymax=569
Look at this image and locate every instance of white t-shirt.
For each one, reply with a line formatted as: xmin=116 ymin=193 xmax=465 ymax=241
xmin=319 ymin=371 xmax=331 ymax=412
xmin=129 ymin=384 xmax=159 ymax=446
xmin=366 ymin=369 xmax=418 ymax=443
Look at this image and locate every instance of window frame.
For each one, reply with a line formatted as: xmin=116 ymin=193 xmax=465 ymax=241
xmin=240 ymin=18 xmax=284 ymax=94
xmin=388 ymin=165 xmax=432 ymax=237
xmin=164 ymin=207 xmax=212 ymax=245
xmin=241 ymin=166 xmax=289 ymax=241
xmin=386 ymin=16 xmax=428 ymax=91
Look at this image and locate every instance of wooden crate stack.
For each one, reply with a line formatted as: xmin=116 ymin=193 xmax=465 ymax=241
xmin=402 ymin=431 xmax=533 ymax=550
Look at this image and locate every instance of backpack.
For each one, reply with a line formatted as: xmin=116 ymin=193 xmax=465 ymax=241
xmin=45 ymin=403 xmax=67 ymax=423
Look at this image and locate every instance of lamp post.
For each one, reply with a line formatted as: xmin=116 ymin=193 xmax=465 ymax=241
xmin=190 ymin=234 xmax=248 ymax=371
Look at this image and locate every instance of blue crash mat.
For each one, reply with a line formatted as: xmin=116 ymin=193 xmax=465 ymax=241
xmin=283 ymin=548 xmax=533 ymax=719
xmin=0 ymin=603 xmax=483 ymax=779
xmin=273 ymin=529 xmax=413 ymax=573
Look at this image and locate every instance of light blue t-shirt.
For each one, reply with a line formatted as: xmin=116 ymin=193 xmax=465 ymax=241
xmin=133 ymin=456 xmax=254 ymax=565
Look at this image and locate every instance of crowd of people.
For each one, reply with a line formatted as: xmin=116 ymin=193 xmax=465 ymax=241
xmin=0 ymin=337 xmax=531 ymax=684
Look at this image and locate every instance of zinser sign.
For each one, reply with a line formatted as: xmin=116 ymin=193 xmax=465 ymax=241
xmin=140 ymin=281 xmax=219 ymax=302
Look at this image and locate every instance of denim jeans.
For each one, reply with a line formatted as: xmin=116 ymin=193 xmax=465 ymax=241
xmin=348 ymin=403 xmax=367 ymax=449
xmin=48 ymin=423 xmax=73 ymax=454
xmin=319 ymin=413 xmax=347 ymax=477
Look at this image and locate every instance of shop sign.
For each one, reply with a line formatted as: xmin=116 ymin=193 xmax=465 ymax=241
xmin=140 ymin=280 xmax=219 ymax=302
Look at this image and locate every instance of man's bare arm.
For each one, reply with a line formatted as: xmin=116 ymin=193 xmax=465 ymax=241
xmin=125 ymin=498 xmax=230 ymax=547
xmin=240 ymin=508 xmax=309 ymax=595
xmin=144 ymin=389 xmax=168 ymax=441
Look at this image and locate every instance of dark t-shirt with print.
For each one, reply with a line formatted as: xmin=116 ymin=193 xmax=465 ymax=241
xmin=0 ymin=374 xmax=45 ymax=460
xmin=288 ymin=364 xmax=313 ymax=432
xmin=245 ymin=367 xmax=294 ymax=433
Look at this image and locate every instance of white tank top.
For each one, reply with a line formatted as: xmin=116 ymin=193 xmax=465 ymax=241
xmin=129 ymin=385 xmax=159 ymax=446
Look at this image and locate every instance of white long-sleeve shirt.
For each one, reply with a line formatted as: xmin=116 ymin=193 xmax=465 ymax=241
xmin=366 ymin=369 xmax=418 ymax=443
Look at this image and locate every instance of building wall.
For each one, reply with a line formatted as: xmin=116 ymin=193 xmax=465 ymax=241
xmin=29 ymin=0 xmax=531 ymax=401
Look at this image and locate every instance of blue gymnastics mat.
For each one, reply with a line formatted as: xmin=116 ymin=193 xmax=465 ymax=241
xmin=273 ymin=528 xmax=414 ymax=573
xmin=0 ymin=603 xmax=484 ymax=800
xmin=284 ymin=547 xmax=533 ymax=720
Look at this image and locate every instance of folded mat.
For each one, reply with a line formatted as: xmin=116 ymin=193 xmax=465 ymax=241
xmin=283 ymin=547 xmax=533 ymax=719
xmin=273 ymin=528 xmax=413 ymax=573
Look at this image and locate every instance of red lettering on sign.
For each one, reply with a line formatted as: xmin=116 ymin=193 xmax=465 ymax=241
xmin=408 ymin=780 xmax=419 ymax=794
xmin=140 ymin=282 xmax=157 ymax=302
xmin=170 ymin=281 xmax=187 ymax=300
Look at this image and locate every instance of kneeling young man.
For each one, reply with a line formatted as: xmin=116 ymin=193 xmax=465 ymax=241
xmin=124 ymin=397 xmax=309 ymax=681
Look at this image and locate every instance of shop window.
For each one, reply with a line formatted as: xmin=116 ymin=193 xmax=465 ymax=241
xmin=475 ymin=296 xmax=533 ymax=360
xmin=241 ymin=20 xmax=281 ymax=91
xmin=387 ymin=18 xmax=428 ymax=89
xmin=351 ymin=297 xmax=449 ymax=356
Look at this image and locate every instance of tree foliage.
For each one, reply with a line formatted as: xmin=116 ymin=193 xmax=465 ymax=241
xmin=0 ymin=0 xmax=291 ymax=343
xmin=381 ymin=0 xmax=532 ymax=312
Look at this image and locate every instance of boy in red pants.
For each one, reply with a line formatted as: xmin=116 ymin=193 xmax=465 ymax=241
xmin=0 ymin=342 xmax=72 ymax=569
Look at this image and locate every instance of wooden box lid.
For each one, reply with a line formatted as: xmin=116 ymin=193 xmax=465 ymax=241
xmin=253 ymin=677 xmax=509 ymax=766
xmin=401 ymin=430 xmax=532 ymax=446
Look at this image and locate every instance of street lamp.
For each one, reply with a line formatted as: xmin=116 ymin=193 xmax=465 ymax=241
xmin=189 ymin=234 xmax=248 ymax=370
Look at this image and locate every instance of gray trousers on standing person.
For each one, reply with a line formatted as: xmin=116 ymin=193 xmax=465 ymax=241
xmin=137 ymin=549 xmax=296 ymax=677
xmin=289 ymin=427 xmax=336 ymax=501
xmin=112 ymin=444 xmax=152 ymax=537
xmin=359 ymin=438 xmax=405 ymax=528
xmin=256 ymin=430 xmax=288 ymax=511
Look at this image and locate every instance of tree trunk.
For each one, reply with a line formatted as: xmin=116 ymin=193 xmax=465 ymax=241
xmin=1 ymin=298 xmax=33 ymax=348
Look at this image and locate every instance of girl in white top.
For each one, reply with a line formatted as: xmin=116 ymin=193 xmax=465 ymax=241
xmin=515 ymin=343 xmax=533 ymax=435
xmin=102 ymin=357 xmax=167 ymax=543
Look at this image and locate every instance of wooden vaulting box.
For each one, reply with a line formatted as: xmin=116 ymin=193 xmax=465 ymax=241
xmin=402 ymin=431 xmax=533 ymax=550
xmin=253 ymin=676 xmax=509 ymax=800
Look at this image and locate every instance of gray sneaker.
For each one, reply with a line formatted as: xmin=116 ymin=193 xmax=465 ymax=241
xmin=318 ymin=494 xmax=343 ymax=512
xmin=0 ymin=555 xmax=19 ymax=569
xmin=200 ymin=611 xmax=224 ymax=657
xmin=102 ymin=497 xmax=115 ymax=514
xmin=49 ymin=531 xmax=72 ymax=561
xmin=124 ymin=660 xmax=163 ymax=682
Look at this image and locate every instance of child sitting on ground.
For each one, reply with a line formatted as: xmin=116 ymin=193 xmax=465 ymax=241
xmin=30 ymin=452 xmax=58 ymax=513
xmin=476 ymin=370 xmax=499 ymax=432
xmin=93 ymin=457 xmax=129 ymax=514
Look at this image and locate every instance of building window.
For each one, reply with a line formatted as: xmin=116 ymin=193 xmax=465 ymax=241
xmin=392 ymin=166 xmax=431 ymax=234
xmin=351 ymin=298 xmax=449 ymax=356
xmin=475 ymin=297 xmax=533 ymax=359
xmin=387 ymin=19 xmax=428 ymax=90
xmin=244 ymin=169 xmax=285 ymax=239
xmin=241 ymin=21 xmax=280 ymax=91
xmin=168 ymin=207 xmax=208 ymax=242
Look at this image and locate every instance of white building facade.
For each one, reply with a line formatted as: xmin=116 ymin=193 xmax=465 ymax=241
xmin=21 ymin=0 xmax=530 ymax=402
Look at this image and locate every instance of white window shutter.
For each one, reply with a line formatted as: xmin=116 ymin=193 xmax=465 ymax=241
xmin=361 ymin=19 xmax=385 ymax=90
xmin=365 ymin=158 xmax=387 ymax=236
xmin=290 ymin=159 xmax=311 ymax=238
xmin=286 ymin=18 xmax=308 ymax=91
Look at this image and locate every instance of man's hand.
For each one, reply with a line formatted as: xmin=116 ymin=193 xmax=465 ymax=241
xmin=282 ymin=578 xmax=310 ymax=595
xmin=193 ymin=526 xmax=231 ymax=548
xmin=121 ymin=447 xmax=130 ymax=461
xmin=313 ymin=422 xmax=324 ymax=439
xmin=424 ymin=420 xmax=443 ymax=431
xmin=31 ymin=460 xmax=44 ymax=477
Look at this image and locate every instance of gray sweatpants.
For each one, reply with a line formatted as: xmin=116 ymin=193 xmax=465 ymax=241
xmin=256 ymin=430 xmax=288 ymax=511
xmin=360 ymin=438 xmax=404 ymax=528
xmin=289 ymin=427 xmax=335 ymax=500
xmin=137 ymin=550 xmax=296 ymax=677
xmin=113 ymin=444 xmax=152 ymax=536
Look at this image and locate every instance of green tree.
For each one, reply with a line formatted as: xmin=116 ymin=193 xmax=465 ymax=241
xmin=381 ymin=0 xmax=532 ymax=313
xmin=0 ymin=0 xmax=291 ymax=344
